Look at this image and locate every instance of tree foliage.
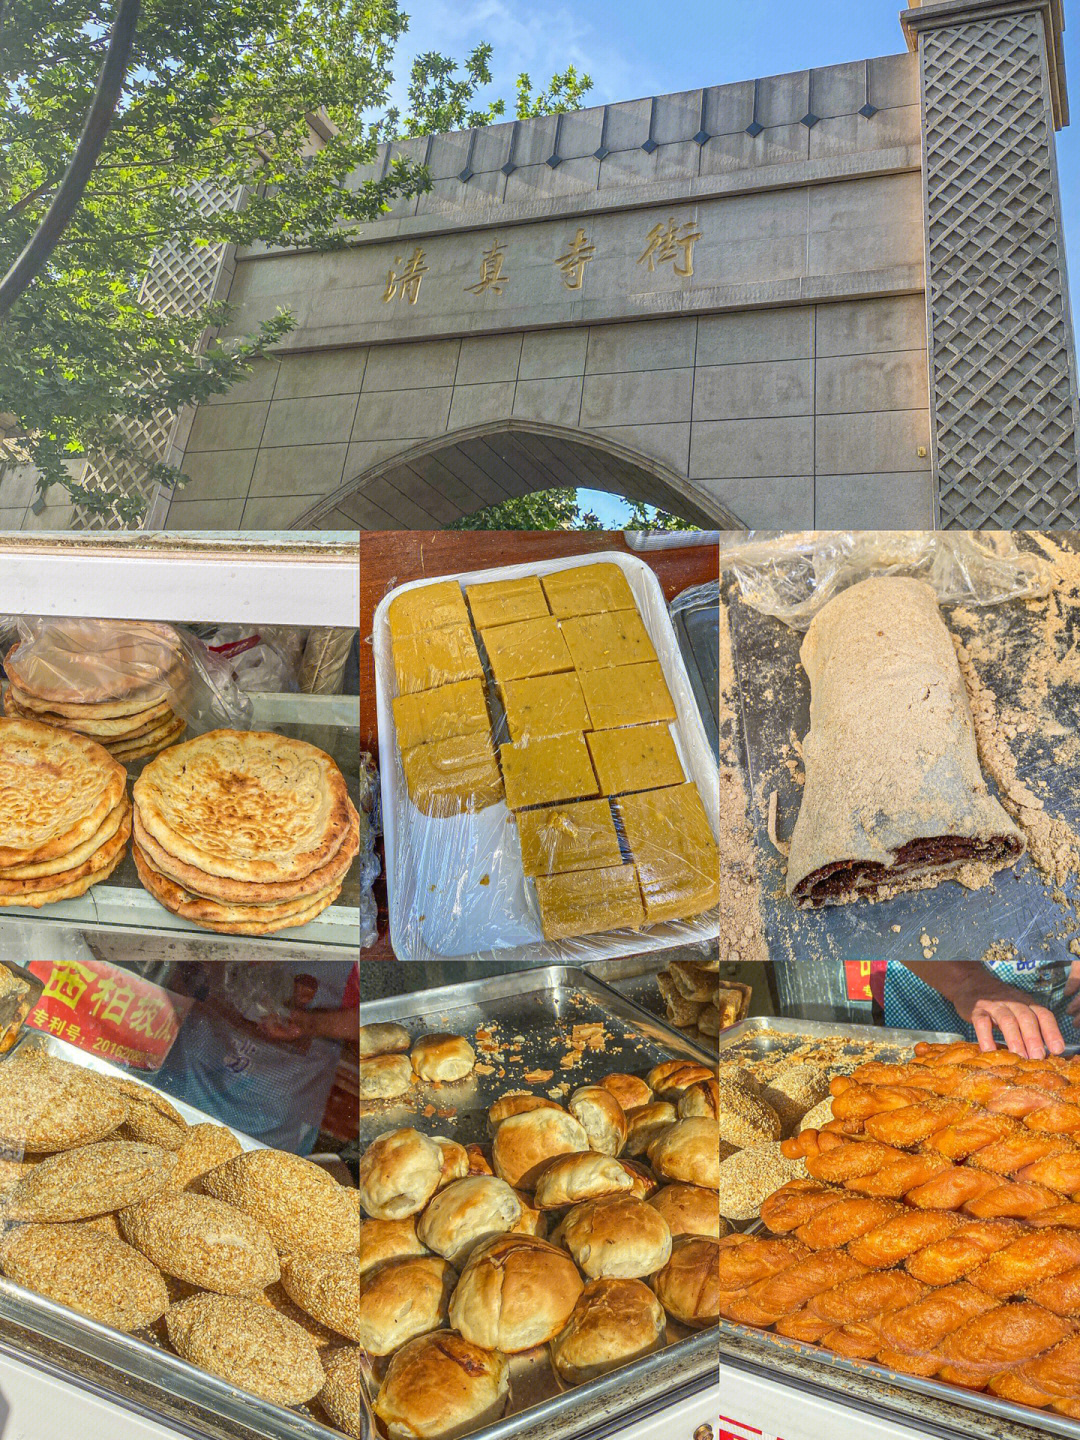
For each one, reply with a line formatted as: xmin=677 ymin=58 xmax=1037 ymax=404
xmin=449 ymin=489 xmax=603 ymax=531
xmin=0 ymin=3 xmax=592 ymax=517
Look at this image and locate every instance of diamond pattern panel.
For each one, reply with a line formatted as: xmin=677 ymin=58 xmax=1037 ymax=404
xmin=73 ymin=181 xmax=242 ymax=530
xmin=921 ymin=12 xmax=1079 ymax=528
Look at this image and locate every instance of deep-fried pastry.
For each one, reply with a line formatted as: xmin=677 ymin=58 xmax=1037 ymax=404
xmin=759 ymin=1181 xmax=844 ymax=1234
xmin=875 ymin=1282 xmax=1000 ymax=1357
xmin=936 ymin=1302 xmax=1072 ymax=1381
xmin=794 ymin=1196 xmax=903 ymax=1250
xmin=968 ymin=1229 xmax=1080 ymax=1298
xmin=723 ymin=1252 xmax=867 ymax=1326
xmin=847 ymin=1210 xmax=963 ymax=1269
xmin=863 ymin=1100 xmax=970 ymax=1147
xmin=962 ymin=1180 xmax=1061 ymax=1219
xmin=845 ymin=1153 xmax=951 ymax=1197
xmin=920 ymin=1113 xmax=1020 ymax=1161
xmin=968 ymin=1134 xmax=1073 ymax=1176
xmin=807 ymin=1269 xmax=926 ymax=1326
xmin=905 ymin=1220 xmax=1026 ymax=1286
xmin=905 ymin=1166 xmax=1001 ymax=1210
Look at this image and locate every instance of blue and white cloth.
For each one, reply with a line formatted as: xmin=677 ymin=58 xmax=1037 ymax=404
xmin=884 ymin=958 xmax=1080 ymax=1045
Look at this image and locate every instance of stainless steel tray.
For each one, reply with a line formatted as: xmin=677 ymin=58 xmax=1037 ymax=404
xmin=359 ymin=965 xmax=718 ymax=1440
xmin=717 ymin=1018 xmax=1080 ymax=1439
xmin=0 ymin=1033 xmax=348 ymax=1440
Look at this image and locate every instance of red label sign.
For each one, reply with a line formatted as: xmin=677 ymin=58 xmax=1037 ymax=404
xmin=25 ymin=960 xmax=192 ymax=1071
xmin=844 ymin=959 xmax=873 ymax=1001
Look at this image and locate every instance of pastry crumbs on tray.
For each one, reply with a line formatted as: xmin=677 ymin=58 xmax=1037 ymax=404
xmin=525 ymin=1069 xmax=553 ymax=1084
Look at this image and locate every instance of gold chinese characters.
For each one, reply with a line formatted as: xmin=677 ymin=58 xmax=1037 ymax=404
xmin=637 ymin=217 xmax=701 ymax=277
xmin=555 ymin=228 xmax=597 ymax=290
xmin=383 ymin=248 xmax=429 ymax=304
xmin=465 ymin=237 xmax=510 ymax=296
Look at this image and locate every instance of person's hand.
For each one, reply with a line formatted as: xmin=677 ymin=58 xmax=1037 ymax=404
xmin=966 ymin=996 xmax=1064 ymax=1059
xmin=258 ymin=1008 xmax=313 ymax=1043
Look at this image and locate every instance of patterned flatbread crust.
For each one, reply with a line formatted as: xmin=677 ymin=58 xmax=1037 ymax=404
xmin=133 ymin=846 xmax=340 ymax=934
xmin=133 ymin=731 xmax=353 ymax=884
xmin=1 ymin=800 xmax=128 ymax=879
xmin=108 ymin=715 xmax=186 ymax=759
xmin=0 ymin=718 xmax=127 ymax=868
xmin=0 ymin=802 xmax=131 ymax=895
xmin=0 ymin=832 xmax=126 ymax=906
xmin=132 ymin=800 xmax=359 ymax=904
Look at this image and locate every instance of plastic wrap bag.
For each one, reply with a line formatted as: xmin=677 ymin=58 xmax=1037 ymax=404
xmin=0 ymin=616 xmax=252 ymax=737
xmin=721 ymin=530 xmax=1054 ymax=629
xmin=372 ymin=551 xmax=721 ymax=966
xmin=359 ymin=750 xmax=380 ymax=950
xmin=197 ymin=623 xmax=304 ymax=693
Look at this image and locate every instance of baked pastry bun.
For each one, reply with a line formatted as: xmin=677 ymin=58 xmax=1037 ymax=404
xmin=648 ymin=1184 xmax=721 ymax=1239
xmin=653 ymin=1236 xmax=721 ymax=1327
xmin=358 ymin=1129 xmax=444 ymax=1219
xmin=356 ymin=1254 xmax=455 ymax=1354
xmin=487 ymin=1093 xmax=563 ymax=1134
xmin=375 ymin=1332 xmax=509 ymax=1440
xmin=647 ymin=1118 xmax=722 ymax=1189
xmin=357 ymin=1054 xmax=412 ymax=1100
xmin=533 ymin=1153 xmax=634 ymax=1211
xmin=448 ymin=1234 xmax=583 ymax=1352
xmin=433 ymin=1138 xmax=469 ymax=1189
xmin=624 ymin=1102 xmax=677 ymax=1157
xmin=599 ymin=1073 xmax=653 ymax=1112
xmin=678 ymin=1077 xmax=720 ymax=1120
xmin=618 ymin=1158 xmax=659 ymax=1200
xmin=550 ymin=1277 xmax=666 ymax=1385
xmin=491 ymin=1108 xmax=590 ymax=1190
xmin=358 ymin=1022 xmax=410 ymax=1058
xmin=416 ymin=1177 xmax=522 ymax=1268
xmin=411 ymin=1034 xmax=476 ymax=1083
xmin=555 ymin=1196 xmax=671 ymax=1280
xmin=465 ymin=1144 xmax=495 ymax=1177
xmin=511 ymin=1189 xmax=547 ymax=1239
xmin=568 ymin=1086 xmax=626 ymax=1156
xmin=359 ymin=1217 xmax=428 ymax=1278
xmin=646 ymin=1061 xmax=714 ymax=1101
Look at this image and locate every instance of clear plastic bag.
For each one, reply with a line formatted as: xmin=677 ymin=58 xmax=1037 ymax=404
xmin=198 ymin=623 xmax=304 ymax=693
xmin=372 ymin=551 xmax=721 ymax=966
xmin=359 ymin=750 xmax=380 ymax=951
xmin=721 ymin=530 xmax=1054 ymax=629
xmin=0 ymin=616 xmax=252 ymax=734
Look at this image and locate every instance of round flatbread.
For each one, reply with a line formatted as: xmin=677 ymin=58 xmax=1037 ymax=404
xmin=108 ymin=715 xmax=186 ymax=759
xmin=0 ymin=718 xmax=128 ymax=868
xmin=133 ymin=731 xmax=354 ymax=885
xmin=0 ymin=799 xmax=127 ymax=879
xmin=0 ymin=801 xmax=131 ymax=896
xmin=132 ymin=801 xmax=359 ymax=904
xmin=7 ymin=676 xmax=186 ymax=720
xmin=109 ymin=726 xmax=187 ymax=765
xmin=133 ymin=845 xmax=341 ymax=934
xmin=6 ymin=623 xmax=186 ymax=706
xmin=0 ymin=833 xmax=126 ymax=906
xmin=4 ymin=696 xmax=176 ymax=738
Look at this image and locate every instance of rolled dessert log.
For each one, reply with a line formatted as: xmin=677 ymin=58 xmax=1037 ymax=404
xmin=785 ymin=576 xmax=1023 ymax=909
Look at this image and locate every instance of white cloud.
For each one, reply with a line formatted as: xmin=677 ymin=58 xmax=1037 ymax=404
xmin=387 ymin=0 xmax=648 ymax=117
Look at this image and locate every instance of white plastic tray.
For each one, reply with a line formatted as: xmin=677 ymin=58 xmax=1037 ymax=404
xmin=373 ymin=550 xmax=721 ymax=964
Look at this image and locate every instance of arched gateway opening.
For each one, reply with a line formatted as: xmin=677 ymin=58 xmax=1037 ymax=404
xmin=292 ymin=420 xmax=742 ymax=530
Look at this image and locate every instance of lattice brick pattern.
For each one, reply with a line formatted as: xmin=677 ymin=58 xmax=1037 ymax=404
xmin=921 ymin=11 xmax=1080 ymax=528
xmin=72 ymin=181 xmax=243 ymax=530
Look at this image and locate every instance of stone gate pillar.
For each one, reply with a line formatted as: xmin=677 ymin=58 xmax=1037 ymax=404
xmin=902 ymin=0 xmax=1079 ymax=526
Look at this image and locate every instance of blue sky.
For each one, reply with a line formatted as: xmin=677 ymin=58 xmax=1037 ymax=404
xmin=391 ymin=0 xmax=1079 ymax=526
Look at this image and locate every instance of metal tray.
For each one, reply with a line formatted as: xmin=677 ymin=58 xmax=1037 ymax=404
xmin=1 ymin=693 xmax=361 ymax=954
xmin=358 ymin=965 xmax=718 ymax=1440
xmin=716 ymin=1014 xmax=964 ymax=1066
xmin=0 ymin=1033 xmax=348 ymax=1440
xmin=723 ymin=536 xmax=1080 ymax=1012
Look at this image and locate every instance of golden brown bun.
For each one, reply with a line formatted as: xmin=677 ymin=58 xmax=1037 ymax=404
xmin=647 ymin=1118 xmax=722 ymax=1189
xmin=653 ymin=1236 xmax=721 ymax=1327
xmin=375 ymin=1332 xmax=509 ymax=1440
xmin=433 ymin=1138 xmax=468 ymax=1189
xmin=357 ymin=1129 xmax=444 ymax=1220
xmin=618 ymin=1159 xmax=660 ymax=1200
xmin=550 ymin=1278 xmax=666 ymax=1385
xmin=416 ymin=1177 xmax=522 ymax=1268
xmin=448 ymin=1234 xmax=583 ymax=1352
xmin=624 ymin=1102 xmax=677 ymax=1157
xmin=533 ymin=1153 xmax=634 ymax=1211
xmin=465 ymin=1144 xmax=495 ymax=1177
xmin=555 ymin=1196 xmax=672 ymax=1279
xmin=358 ymin=1217 xmax=427 ymax=1279
xmin=487 ymin=1093 xmax=564 ymax=1135
xmin=599 ymin=1073 xmax=653 ymax=1111
xmin=357 ymin=1022 xmax=410 ymax=1058
xmin=568 ymin=1086 xmax=627 ymax=1156
xmin=511 ymin=1189 xmax=548 ymax=1239
xmin=646 ymin=1061 xmax=715 ymax=1101
xmin=411 ymin=1034 xmax=476 ymax=1083
xmin=678 ymin=1078 xmax=721 ymax=1120
xmin=491 ymin=1108 xmax=590 ymax=1190
xmin=357 ymin=1054 xmax=412 ymax=1100
xmin=648 ymin=1184 xmax=722 ymax=1239
xmin=356 ymin=1255 xmax=455 ymax=1355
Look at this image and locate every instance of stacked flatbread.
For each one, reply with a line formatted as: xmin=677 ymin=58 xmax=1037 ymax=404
xmin=2 ymin=620 xmax=189 ymax=762
xmin=0 ymin=718 xmax=130 ymax=907
xmin=131 ymin=730 xmax=360 ymax=935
